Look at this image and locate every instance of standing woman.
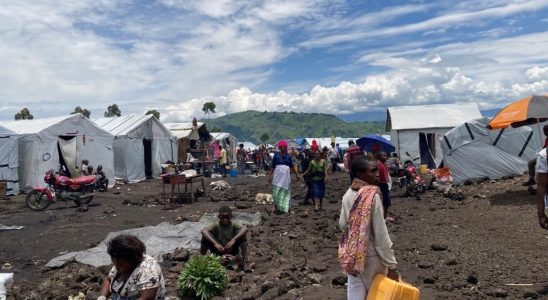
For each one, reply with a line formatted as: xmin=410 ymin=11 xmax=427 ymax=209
xmin=237 ymin=143 xmax=247 ymax=175
xmin=269 ymin=140 xmax=300 ymax=213
xmin=98 ymin=235 xmax=165 ymax=300
xmin=302 ymin=151 xmax=328 ymax=212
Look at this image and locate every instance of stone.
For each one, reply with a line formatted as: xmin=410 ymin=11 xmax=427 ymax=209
xmin=423 ymin=277 xmax=436 ymax=284
xmin=261 ymin=280 xmax=276 ymax=294
xmin=312 ymin=264 xmax=327 ymax=273
xmin=467 ymin=272 xmax=478 ymax=285
xmin=418 ymin=262 xmax=433 ymax=269
xmin=307 ymin=273 xmax=322 ymax=284
xmin=491 ymin=288 xmax=507 ymax=298
xmin=331 ymin=275 xmax=347 ymax=286
xmin=445 ymin=259 xmax=459 ymax=266
xmin=473 ymin=194 xmax=487 ymax=199
xmin=172 ymin=248 xmax=190 ymax=261
xmin=522 ymin=291 xmax=538 ymax=299
xmin=431 ymin=244 xmax=448 ymax=251
xmin=260 ymin=287 xmax=279 ymax=300
xmin=278 ymin=279 xmax=298 ymax=294
xmin=236 ymin=202 xmax=252 ymax=209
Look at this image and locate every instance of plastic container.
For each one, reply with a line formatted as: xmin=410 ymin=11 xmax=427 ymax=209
xmin=366 ymin=274 xmax=420 ymax=300
xmin=419 ymin=164 xmax=428 ymax=175
xmin=229 ymin=169 xmax=238 ymax=177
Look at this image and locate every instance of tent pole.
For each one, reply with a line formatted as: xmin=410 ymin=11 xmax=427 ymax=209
xmin=537 ymin=118 xmax=543 ymax=147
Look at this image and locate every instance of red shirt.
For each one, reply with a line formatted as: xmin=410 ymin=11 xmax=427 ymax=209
xmin=377 ymin=161 xmax=389 ymax=183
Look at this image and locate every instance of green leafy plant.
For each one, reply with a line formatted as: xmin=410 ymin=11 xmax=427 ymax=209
xmin=178 ymin=254 xmax=228 ymax=300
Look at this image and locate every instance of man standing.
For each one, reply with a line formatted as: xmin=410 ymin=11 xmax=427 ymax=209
xmin=339 ymin=158 xmax=399 ymax=300
xmin=535 ymin=148 xmax=548 ymax=230
xmin=346 ymin=140 xmax=364 ymax=182
xmin=219 ymin=145 xmax=228 ymax=177
xmin=329 ymin=142 xmax=340 ymax=172
xmin=376 ymin=152 xmax=392 ymax=220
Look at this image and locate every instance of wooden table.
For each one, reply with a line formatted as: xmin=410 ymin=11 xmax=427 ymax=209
xmin=161 ymin=174 xmax=206 ymax=207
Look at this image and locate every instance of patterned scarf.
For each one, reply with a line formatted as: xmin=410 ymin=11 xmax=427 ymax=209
xmin=338 ymin=181 xmax=379 ymax=274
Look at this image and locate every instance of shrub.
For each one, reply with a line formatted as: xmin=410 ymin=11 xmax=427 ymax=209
xmin=178 ymin=254 xmax=228 ymax=300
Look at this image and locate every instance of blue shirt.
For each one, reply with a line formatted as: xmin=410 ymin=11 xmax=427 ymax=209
xmin=271 ymin=152 xmax=294 ymax=169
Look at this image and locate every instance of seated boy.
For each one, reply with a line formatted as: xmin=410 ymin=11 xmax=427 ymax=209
xmin=201 ymin=206 xmax=250 ymax=271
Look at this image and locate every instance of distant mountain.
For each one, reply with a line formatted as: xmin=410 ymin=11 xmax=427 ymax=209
xmin=480 ymin=109 xmax=501 ymax=117
xmin=204 ymin=110 xmax=385 ymax=144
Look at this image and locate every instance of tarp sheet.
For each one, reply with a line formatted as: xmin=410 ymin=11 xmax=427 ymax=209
xmin=46 ymin=212 xmax=262 ymax=268
xmin=441 ymin=117 xmax=541 ymax=184
xmin=0 ymin=126 xmax=18 ymax=195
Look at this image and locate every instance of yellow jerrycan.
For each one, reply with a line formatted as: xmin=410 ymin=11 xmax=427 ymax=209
xmin=366 ymin=274 xmax=420 ymax=300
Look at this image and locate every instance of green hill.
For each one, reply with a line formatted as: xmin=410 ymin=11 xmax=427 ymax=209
xmin=203 ymin=110 xmax=386 ymax=144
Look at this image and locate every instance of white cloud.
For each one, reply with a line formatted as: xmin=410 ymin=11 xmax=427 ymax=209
xmin=525 ymin=66 xmax=548 ymax=81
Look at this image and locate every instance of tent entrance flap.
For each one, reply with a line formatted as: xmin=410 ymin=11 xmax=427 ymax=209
xmin=143 ymin=139 xmax=152 ymax=178
xmin=58 ymin=136 xmax=77 ymax=177
xmin=419 ymin=132 xmax=436 ymax=169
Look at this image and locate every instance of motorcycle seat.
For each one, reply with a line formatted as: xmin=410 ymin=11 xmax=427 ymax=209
xmin=61 ymin=176 xmax=97 ymax=185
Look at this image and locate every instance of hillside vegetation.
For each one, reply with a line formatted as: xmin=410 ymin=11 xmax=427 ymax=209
xmin=204 ymin=110 xmax=386 ymax=144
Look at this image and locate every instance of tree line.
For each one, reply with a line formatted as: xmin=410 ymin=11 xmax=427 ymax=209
xmin=13 ymin=104 xmax=161 ymax=120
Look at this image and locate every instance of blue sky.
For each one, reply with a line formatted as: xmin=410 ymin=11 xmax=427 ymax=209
xmin=0 ymin=0 xmax=547 ymax=121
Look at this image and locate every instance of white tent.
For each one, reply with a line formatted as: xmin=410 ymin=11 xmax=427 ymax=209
xmin=386 ymin=103 xmax=482 ymax=168
xmin=1 ymin=114 xmax=115 ymax=192
xmin=93 ymin=115 xmax=178 ymax=183
xmin=241 ymin=141 xmax=257 ymax=151
xmin=165 ymin=122 xmax=211 ymax=163
xmin=0 ymin=125 xmax=19 ymax=195
xmin=211 ymin=132 xmax=238 ymax=162
xmin=441 ymin=117 xmax=541 ymax=184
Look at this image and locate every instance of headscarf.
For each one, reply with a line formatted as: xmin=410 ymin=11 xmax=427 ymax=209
xmin=338 ymin=183 xmax=379 ymax=274
xmin=310 ymin=139 xmax=319 ymax=152
xmin=278 ymin=140 xmax=288 ymax=149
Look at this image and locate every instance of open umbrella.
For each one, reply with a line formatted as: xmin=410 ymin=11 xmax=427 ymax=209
xmin=356 ymin=134 xmax=395 ymax=153
xmin=488 ymin=95 xmax=548 ymax=129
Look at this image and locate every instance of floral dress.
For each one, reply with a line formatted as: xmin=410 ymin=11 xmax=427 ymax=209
xmin=108 ymin=255 xmax=166 ymax=300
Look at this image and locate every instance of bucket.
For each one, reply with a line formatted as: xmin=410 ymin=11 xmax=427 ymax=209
xmin=229 ymin=169 xmax=238 ymax=177
xmin=420 ymin=164 xmax=428 ymax=175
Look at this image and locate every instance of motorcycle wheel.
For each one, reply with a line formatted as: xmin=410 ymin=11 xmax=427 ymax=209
xmin=80 ymin=195 xmax=94 ymax=205
xmin=25 ymin=190 xmax=51 ymax=211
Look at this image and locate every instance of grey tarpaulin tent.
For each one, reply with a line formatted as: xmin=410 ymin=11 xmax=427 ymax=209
xmin=1 ymin=114 xmax=115 ymax=192
xmin=386 ymin=103 xmax=482 ymax=168
xmin=0 ymin=125 xmax=18 ymax=195
xmin=441 ymin=117 xmax=541 ymax=184
xmin=93 ymin=115 xmax=178 ymax=183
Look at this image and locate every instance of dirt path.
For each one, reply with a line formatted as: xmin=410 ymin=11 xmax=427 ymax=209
xmin=1 ymin=173 xmax=547 ymax=299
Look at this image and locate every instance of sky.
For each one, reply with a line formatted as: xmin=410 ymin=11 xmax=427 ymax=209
xmin=0 ymin=0 xmax=547 ymax=122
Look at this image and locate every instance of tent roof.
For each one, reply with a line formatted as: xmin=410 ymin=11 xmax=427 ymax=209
xmin=164 ymin=122 xmax=211 ymax=141
xmin=241 ymin=141 xmax=257 ymax=150
xmin=386 ymin=103 xmax=482 ymax=131
xmin=211 ymin=132 xmax=235 ymax=140
xmin=1 ymin=114 xmax=92 ymax=134
xmin=0 ymin=124 xmax=15 ymax=136
xmin=93 ymin=114 xmax=171 ymax=137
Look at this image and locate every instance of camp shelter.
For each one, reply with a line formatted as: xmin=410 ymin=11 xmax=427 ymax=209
xmin=441 ymin=117 xmax=541 ymax=184
xmin=1 ymin=114 xmax=115 ymax=192
xmin=164 ymin=122 xmax=211 ymax=163
xmin=93 ymin=115 xmax=178 ymax=182
xmin=0 ymin=125 xmax=19 ymax=195
xmin=386 ymin=103 xmax=482 ymax=168
xmin=211 ymin=132 xmax=237 ymax=162
xmin=241 ymin=141 xmax=257 ymax=151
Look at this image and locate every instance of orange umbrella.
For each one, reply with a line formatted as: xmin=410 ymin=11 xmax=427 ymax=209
xmin=488 ymin=94 xmax=548 ymax=129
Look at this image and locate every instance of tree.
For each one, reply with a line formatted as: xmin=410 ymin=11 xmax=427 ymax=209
xmin=211 ymin=126 xmax=222 ymax=132
xmin=14 ymin=108 xmax=33 ymax=120
xmin=202 ymin=102 xmax=216 ymax=130
xmin=71 ymin=106 xmax=91 ymax=118
xmin=260 ymin=133 xmax=270 ymax=144
xmin=104 ymin=104 xmax=121 ymax=117
xmin=145 ymin=109 xmax=160 ymax=119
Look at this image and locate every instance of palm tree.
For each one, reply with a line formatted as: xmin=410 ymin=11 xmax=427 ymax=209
xmin=202 ymin=102 xmax=216 ymax=130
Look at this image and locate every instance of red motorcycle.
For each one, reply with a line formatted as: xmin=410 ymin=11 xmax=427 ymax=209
xmin=25 ymin=169 xmax=97 ymax=211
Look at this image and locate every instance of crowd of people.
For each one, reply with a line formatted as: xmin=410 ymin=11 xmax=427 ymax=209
xmin=95 ymin=134 xmax=548 ymax=299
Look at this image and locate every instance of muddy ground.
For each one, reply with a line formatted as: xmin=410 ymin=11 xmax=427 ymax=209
xmin=1 ymin=172 xmax=547 ymax=300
